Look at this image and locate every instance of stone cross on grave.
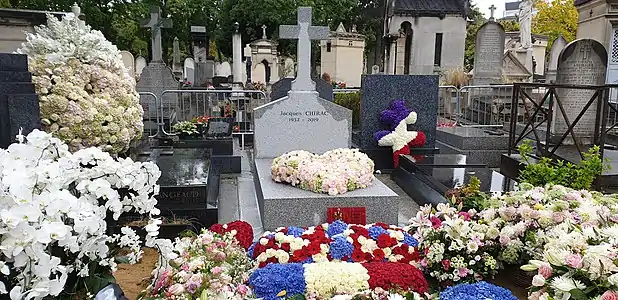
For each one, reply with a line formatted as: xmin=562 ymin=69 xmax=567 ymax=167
xmin=580 ymin=42 xmax=592 ymax=59
xmin=489 ymin=5 xmax=497 ymax=21
xmin=279 ymin=7 xmax=330 ymax=91
xmin=141 ymin=6 xmax=173 ymax=63
xmin=262 ymin=25 xmax=267 ymax=39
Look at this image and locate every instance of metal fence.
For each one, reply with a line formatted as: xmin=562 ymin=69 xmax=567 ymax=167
xmin=138 ymin=89 xmax=267 ymax=136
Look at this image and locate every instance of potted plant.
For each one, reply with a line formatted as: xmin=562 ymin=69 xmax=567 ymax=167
xmin=172 ymin=121 xmax=200 ymax=139
xmin=192 ymin=116 xmax=210 ymax=134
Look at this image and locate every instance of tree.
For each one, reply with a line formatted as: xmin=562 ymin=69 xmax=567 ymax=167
xmin=500 ymin=20 xmax=520 ymax=32
xmin=464 ymin=5 xmax=485 ymax=71
xmin=0 ymin=0 xmax=11 ymax=7
xmin=532 ymin=0 xmax=578 ymax=50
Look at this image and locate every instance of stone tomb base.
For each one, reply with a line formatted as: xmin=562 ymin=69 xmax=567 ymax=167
xmin=254 ymin=158 xmax=398 ymax=230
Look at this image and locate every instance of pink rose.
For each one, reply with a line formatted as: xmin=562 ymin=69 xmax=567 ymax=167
xmin=499 ymin=235 xmax=510 ymax=246
xmin=538 ymin=263 xmax=553 ymax=278
xmin=552 ymin=212 xmax=565 ymax=223
xmin=420 ymin=258 xmax=428 ymax=268
xmin=602 ymin=291 xmax=618 ymax=300
xmin=214 ymin=251 xmax=227 ymax=261
xmin=458 ymin=267 xmax=469 ymax=277
xmin=565 ymin=254 xmax=583 ymax=269
xmin=237 ymin=284 xmax=249 ymax=295
xmin=212 ymin=266 xmax=223 ymax=275
xmin=167 ymin=283 xmax=185 ymax=295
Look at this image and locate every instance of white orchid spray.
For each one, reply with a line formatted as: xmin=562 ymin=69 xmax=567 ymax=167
xmin=0 ymin=130 xmax=165 ymax=299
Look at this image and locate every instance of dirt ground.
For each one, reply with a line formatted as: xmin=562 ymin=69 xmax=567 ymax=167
xmin=114 ymin=248 xmax=160 ymax=300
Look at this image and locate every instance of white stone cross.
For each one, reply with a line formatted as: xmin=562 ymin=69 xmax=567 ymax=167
xmin=279 ymin=7 xmax=330 ymax=91
xmin=580 ymin=43 xmax=592 ymax=60
xmin=262 ymin=25 xmax=267 ymax=39
xmin=141 ymin=6 xmax=173 ymax=62
xmin=489 ymin=5 xmax=497 ymax=20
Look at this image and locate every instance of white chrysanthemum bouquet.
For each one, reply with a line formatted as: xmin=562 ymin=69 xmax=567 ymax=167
xmin=17 ymin=13 xmax=144 ymax=154
xmin=0 ymin=130 xmax=163 ymax=299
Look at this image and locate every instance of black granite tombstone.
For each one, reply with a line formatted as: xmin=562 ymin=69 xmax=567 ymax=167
xmin=206 ymin=117 xmax=233 ymax=139
xmin=212 ymin=76 xmax=228 ymax=87
xmin=0 ymin=53 xmax=40 ymax=149
xmin=270 ymin=77 xmax=333 ymax=101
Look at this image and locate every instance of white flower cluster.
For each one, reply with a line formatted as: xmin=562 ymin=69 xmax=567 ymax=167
xmin=271 ymin=149 xmax=375 ymax=195
xmin=304 ymin=262 xmax=370 ymax=298
xmin=17 ymin=13 xmax=144 ymax=154
xmin=0 ymin=130 xmax=161 ymax=299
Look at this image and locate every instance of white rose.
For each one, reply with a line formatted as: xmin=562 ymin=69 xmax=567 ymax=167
xmin=608 ymin=273 xmax=618 ymax=286
xmin=532 ymin=274 xmax=546 ymax=287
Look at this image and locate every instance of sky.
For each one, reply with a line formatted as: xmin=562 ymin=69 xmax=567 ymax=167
xmin=473 ymin=0 xmax=507 ymax=19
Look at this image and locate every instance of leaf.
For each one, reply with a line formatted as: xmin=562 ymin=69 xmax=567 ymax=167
xmin=85 ymin=273 xmax=116 ymax=295
xmin=569 ymin=288 xmax=588 ymax=300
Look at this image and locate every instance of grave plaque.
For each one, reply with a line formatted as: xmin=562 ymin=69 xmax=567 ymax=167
xmin=206 ymin=118 xmax=233 ymax=138
xmin=136 ymin=63 xmax=180 ymax=122
xmin=327 ymin=207 xmax=366 ymax=224
xmin=553 ymin=39 xmax=607 ymax=140
xmin=473 ymin=22 xmax=505 ymax=85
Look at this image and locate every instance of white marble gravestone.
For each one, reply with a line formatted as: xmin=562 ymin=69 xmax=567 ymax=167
xmin=253 ymin=7 xmax=397 ymax=230
xmin=546 ymin=36 xmax=568 ymax=84
xmin=216 ymin=62 xmax=232 ymax=77
xmin=135 ymin=56 xmax=147 ymax=78
xmin=120 ymin=51 xmax=135 ymax=78
xmin=184 ymin=58 xmax=195 ymax=84
xmin=552 ymin=39 xmax=607 ymax=142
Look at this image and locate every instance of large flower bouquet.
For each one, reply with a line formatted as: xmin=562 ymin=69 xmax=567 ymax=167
xmin=249 ymin=221 xmax=419 ymax=267
xmin=477 ymin=184 xmax=618 ymax=265
xmin=17 ymin=13 xmax=143 ymax=154
xmin=141 ymin=229 xmax=256 ymax=300
xmin=271 ymin=149 xmax=375 ymax=195
xmin=439 ymin=281 xmax=517 ymax=300
xmin=408 ymin=204 xmax=500 ymax=285
xmin=0 ymin=130 xmax=161 ymax=299
xmin=521 ymin=221 xmax=618 ymax=299
xmin=249 ymin=261 xmax=429 ymax=300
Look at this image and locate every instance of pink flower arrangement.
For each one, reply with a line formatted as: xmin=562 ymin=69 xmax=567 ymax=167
xmin=271 ymin=149 xmax=375 ymax=195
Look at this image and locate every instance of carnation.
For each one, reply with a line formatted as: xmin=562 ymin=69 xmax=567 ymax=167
xmin=17 ymin=13 xmax=143 ymax=154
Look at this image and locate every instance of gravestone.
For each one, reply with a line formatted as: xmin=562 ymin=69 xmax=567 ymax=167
xmin=270 ymin=77 xmax=333 ymax=101
xmin=283 ymin=57 xmax=295 ymax=78
xmin=184 ymin=58 xmax=195 ymax=84
xmin=120 ymin=51 xmax=135 ymax=78
xmin=195 ymin=60 xmax=214 ymax=86
xmin=216 ymin=62 xmax=232 ymax=77
xmin=135 ymin=56 xmax=147 ymax=77
xmin=472 ymin=21 xmax=505 ymax=85
xmin=359 ymin=75 xmax=439 ymax=150
xmin=140 ymin=7 xmax=172 ymax=63
xmin=191 ymin=26 xmax=208 ymax=63
xmin=371 ymin=65 xmax=380 ymax=74
xmin=546 ymin=36 xmax=567 ymax=83
xmin=172 ymin=37 xmax=183 ymax=79
xmin=0 ymin=53 xmax=40 ymax=148
xmin=552 ymin=39 xmax=607 ymax=142
xmin=253 ymin=7 xmax=397 ymax=230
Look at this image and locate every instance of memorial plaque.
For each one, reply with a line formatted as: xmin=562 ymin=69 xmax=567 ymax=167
xmin=553 ymin=39 xmax=607 ymax=140
xmin=205 ymin=117 xmax=233 ymax=138
xmin=157 ymin=186 xmax=207 ymax=209
xmin=473 ymin=22 xmax=505 ymax=85
xmin=327 ymin=207 xmax=366 ymax=225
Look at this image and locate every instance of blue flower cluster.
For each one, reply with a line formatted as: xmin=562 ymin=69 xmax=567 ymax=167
xmin=287 ymin=226 xmax=305 ymax=237
xmin=439 ymin=282 xmax=517 ymax=300
xmin=329 ymin=236 xmax=354 ymax=260
xmin=248 ymin=263 xmax=306 ymax=300
xmin=247 ymin=241 xmax=257 ymax=258
xmin=403 ymin=232 xmax=418 ymax=247
xmin=327 ymin=220 xmax=348 ymax=237
xmin=368 ymin=225 xmax=387 ymax=240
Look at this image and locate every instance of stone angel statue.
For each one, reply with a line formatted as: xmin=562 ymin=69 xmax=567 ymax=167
xmin=519 ymin=0 xmax=533 ymax=49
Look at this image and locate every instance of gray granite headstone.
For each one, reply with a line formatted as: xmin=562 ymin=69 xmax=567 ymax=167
xmin=0 ymin=53 xmax=40 ymax=149
xmin=359 ymin=75 xmax=439 ymax=150
xmin=136 ymin=63 xmax=180 ymax=122
xmin=195 ymin=61 xmax=214 ymax=86
xmin=546 ymin=36 xmax=567 ymax=83
xmin=473 ymin=21 xmax=505 ymax=85
xmin=270 ymin=77 xmax=333 ymax=101
xmin=552 ymin=39 xmax=607 ymax=140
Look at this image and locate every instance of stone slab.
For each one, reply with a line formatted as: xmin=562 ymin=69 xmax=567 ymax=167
xmin=253 ymin=91 xmax=351 ymax=158
xmin=437 ymin=140 xmax=504 ymax=168
xmin=436 ymin=127 xmax=509 ymax=150
xmin=0 ymin=54 xmax=28 ymax=72
xmin=359 ymin=75 xmax=439 ymax=150
xmin=270 ymin=77 xmax=333 ymax=101
xmin=0 ymin=71 xmax=31 ymax=83
xmin=254 ymin=158 xmax=398 ymax=230
xmin=0 ymin=82 xmax=35 ymax=95
xmin=136 ymin=62 xmax=179 ymax=120
xmin=0 ymin=94 xmax=40 ymax=148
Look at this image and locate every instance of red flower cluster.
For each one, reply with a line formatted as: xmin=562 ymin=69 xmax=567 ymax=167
xmin=209 ymin=220 xmax=253 ymax=250
xmin=363 ymin=262 xmax=429 ymax=293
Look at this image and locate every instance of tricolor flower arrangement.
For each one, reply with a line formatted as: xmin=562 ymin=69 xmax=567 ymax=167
xmin=374 ymin=100 xmax=426 ymax=167
xmin=271 ymin=149 xmax=375 ymax=195
xmin=248 ymin=221 xmax=420 ymax=267
xmin=18 ymin=13 xmax=143 ymax=154
xmin=140 ymin=227 xmax=256 ymax=300
xmin=248 ymin=261 xmax=428 ymax=300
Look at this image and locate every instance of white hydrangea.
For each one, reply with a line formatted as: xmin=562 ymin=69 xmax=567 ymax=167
xmin=0 ymin=130 xmax=161 ymax=299
xmin=17 ymin=13 xmax=143 ymax=154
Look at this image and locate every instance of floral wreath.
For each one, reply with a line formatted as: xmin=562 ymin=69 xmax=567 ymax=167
xmin=373 ymin=100 xmax=426 ymax=167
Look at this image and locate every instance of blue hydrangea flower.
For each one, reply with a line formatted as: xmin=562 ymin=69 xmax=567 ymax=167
xmin=329 ymin=236 xmax=354 ymax=260
xmin=249 ymin=263 xmax=306 ymax=300
xmin=327 ymin=220 xmax=348 ymax=237
xmin=403 ymin=232 xmax=418 ymax=247
xmin=301 ymin=257 xmax=314 ymax=264
xmin=287 ymin=226 xmax=305 ymax=238
xmin=247 ymin=241 xmax=257 ymax=258
xmin=440 ymin=282 xmax=517 ymax=300
xmin=368 ymin=225 xmax=387 ymax=240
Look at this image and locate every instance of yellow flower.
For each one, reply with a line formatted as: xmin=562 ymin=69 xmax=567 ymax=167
xmin=277 ymin=290 xmax=287 ymax=297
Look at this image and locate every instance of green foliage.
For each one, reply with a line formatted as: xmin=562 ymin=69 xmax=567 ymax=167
xmin=446 ymin=176 xmax=490 ymax=211
xmin=0 ymin=0 xmax=10 ymax=7
xmin=334 ymin=92 xmax=360 ymax=128
xmin=464 ymin=4 xmax=485 ymax=71
xmin=517 ymin=140 xmax=608 ymax=190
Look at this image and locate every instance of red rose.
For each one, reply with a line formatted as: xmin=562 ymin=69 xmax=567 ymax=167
xmin=280 ymin=243 xmax=291 ymax=252
xmin=350 ymin=226 xmax=369 ymax=237
xmin=351 ymin=249 xmax=365 ymax=262
xmin=252 ymin=243 xmax=267 ymax=258
xmin=377 ymin=234 xmax=396 ymax=248
xmin=209 ymin=224 xmax=224 ymax=234
xmin=363 ymin=262 xmax=428 ymax=293
xmin=306 ymin=242 xmax=322 ymax=255
xmin=372 ymin=249 xmax=385 ymax=261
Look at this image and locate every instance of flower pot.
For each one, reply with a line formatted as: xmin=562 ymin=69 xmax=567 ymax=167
xmin=494 ymin=264 xmax=533 ymax=289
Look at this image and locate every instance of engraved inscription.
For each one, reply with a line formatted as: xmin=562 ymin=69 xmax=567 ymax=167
xmin=281 ymin=110 xmax=328 ymax=123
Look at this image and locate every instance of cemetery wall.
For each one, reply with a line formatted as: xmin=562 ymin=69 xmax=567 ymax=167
xmin=0 ymin=9 xmax=66 ymax=54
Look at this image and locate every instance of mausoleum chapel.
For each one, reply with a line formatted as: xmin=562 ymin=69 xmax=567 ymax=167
xmin=1 ymin=0 xmax=618 ymax=299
